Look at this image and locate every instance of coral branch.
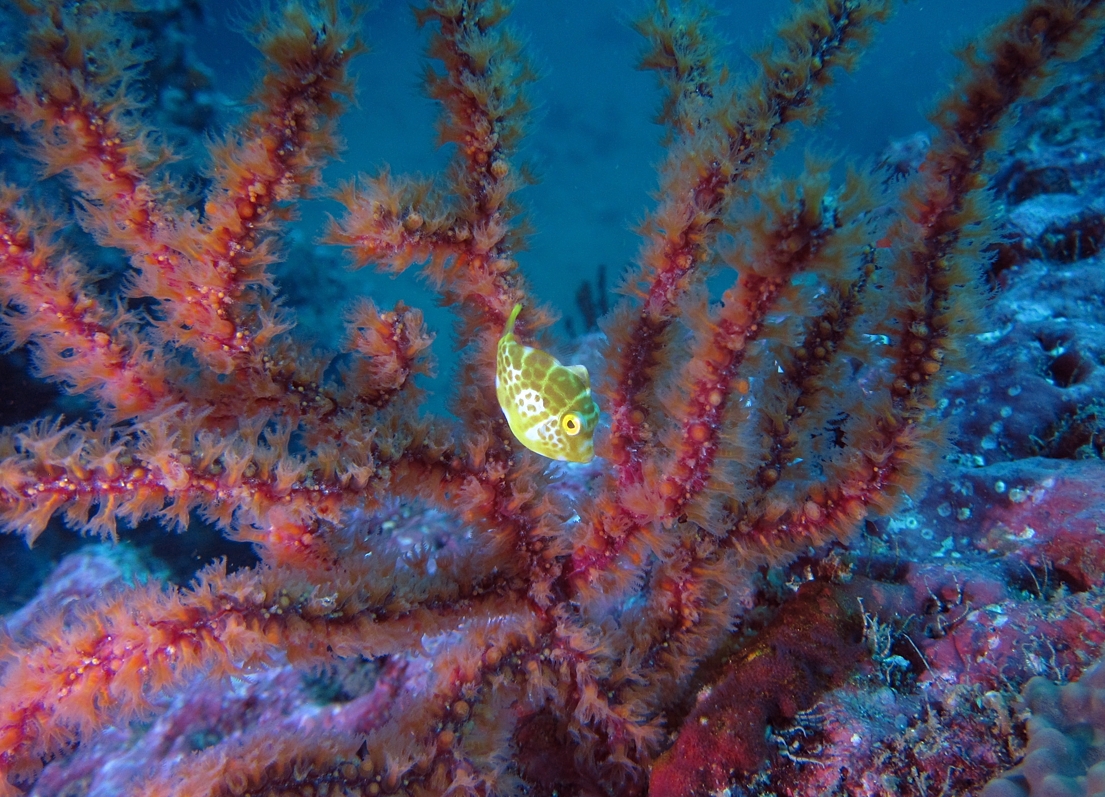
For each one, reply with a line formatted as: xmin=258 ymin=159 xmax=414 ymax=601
xmin=330 ymin=0 xmax=542 ymax=379
xmin=0 ymin=187 xmax=169 ymax=416
xmin=606 ymin=0 xmax=891 ymax=478
xmin=1 ymin=0 xmax=1103 ymax=795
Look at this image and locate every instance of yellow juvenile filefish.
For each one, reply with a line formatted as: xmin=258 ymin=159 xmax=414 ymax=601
xmin=495 ymin=303 xmax=600 ymax=463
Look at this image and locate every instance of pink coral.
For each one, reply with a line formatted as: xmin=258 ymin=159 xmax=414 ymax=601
xmin=1 ymin=0 xmax=1104 ymax=795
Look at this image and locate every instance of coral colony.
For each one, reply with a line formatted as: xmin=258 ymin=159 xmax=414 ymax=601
xmin=1 ymin=1 xmax=1105 ymax=796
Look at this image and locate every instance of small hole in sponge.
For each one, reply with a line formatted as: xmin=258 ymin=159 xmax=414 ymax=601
xmin=1047 ymin=348 xmax=1092 ymax=388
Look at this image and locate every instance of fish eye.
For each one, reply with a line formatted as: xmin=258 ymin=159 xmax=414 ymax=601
xmin=561 ymin=412 xmax=582 ymax=435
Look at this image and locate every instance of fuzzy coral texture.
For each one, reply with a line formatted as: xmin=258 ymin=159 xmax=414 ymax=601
xmin=984 ymin=662 xmax=1105 ymax=797
xmin=1 ymin=1 xmax=1105 ymax=796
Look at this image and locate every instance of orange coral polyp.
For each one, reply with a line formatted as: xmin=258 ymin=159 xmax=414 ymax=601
xmin=0 ymin=0 xmax=1103 ymax=795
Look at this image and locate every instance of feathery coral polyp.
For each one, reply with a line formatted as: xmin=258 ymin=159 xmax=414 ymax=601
xmin=2 ymin=0 xmax=1104 ymax=795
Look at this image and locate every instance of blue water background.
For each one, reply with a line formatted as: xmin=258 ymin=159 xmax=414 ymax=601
xmin=189 ymin=0 xmax=1022 ymax=399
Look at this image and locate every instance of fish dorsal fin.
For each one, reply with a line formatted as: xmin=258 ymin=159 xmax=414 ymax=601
xmin=505 ymin=303 xmax=523 ymax=335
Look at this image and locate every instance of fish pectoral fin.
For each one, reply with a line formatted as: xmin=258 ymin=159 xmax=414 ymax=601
xmin=565 ymin=363 xmax=590 ymax=385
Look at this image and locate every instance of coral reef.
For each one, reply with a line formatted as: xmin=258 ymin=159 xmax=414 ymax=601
xmin=982 ymin=661 xmax=1105 ymax=797
xmin=1 ymin=0 xmax=1104 ymax=796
